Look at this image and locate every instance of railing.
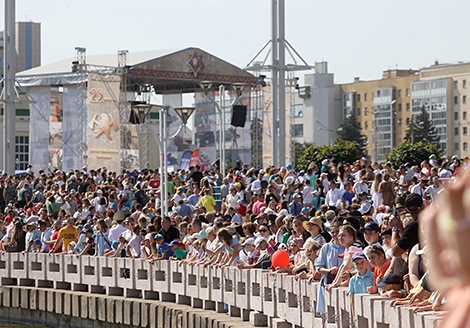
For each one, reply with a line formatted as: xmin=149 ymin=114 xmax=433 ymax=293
xmin=0 ymin=252 xmax=441 ymax=328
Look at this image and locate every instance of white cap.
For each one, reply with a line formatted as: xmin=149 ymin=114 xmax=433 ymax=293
xmin=255 ymin=237 xmax=266 ymax=248
xmin=322 ymin=159 xmax=328 ymax=166
xmin=241 ymin=238 xmax=255 ymax=247
xmin=97 ymin=189 xmax=103 ymax=194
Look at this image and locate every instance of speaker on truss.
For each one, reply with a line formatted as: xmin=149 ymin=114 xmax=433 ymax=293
xmin=231 ymin=105 xmax=247 ymax=127
xmin=129 ymin=109 xmax=141 ymax=124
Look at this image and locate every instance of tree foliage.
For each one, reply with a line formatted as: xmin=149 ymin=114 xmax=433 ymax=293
xmin=404 ymin=105 xmax=440 ymax=145
xmin=337 ymin=113 xmax=368 ymax=157
xmin=293 ymin=142 xmax=313 ymax=167
xmin=296 ymin=139 xmax=359 ymax=171
xmin=385 ymin=141 xmax=440 ymax=167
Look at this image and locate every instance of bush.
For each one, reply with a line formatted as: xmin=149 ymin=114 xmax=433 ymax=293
xmin=296 ymin=139 xmax=359 ymax=171
xmin=385 ymin=141 xmax=440 ymax=167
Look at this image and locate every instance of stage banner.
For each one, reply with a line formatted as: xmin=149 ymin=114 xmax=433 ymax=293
xmin=121 ymin=103 xmax=140 ymax=170
xmin=49 ymin=91 xmax=62 ymax=170
xmin=162 ymin=93 xmax=184 ymax=168
xmin=86 ymin=73 xmax=121 ymax=173
xmin=62 ymin=85 xmax=80 ymax=172
xmin=179 ymin=150 xmax=192 ymax=171
xmin=194 ymin=92 xmax=217 ymax=171
xmin=29 ymin=86 xmax=51 ymax=173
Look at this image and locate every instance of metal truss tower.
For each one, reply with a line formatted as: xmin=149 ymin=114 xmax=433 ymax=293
xmin=117 ymin=50 xmax=130 ymax=170
xmin=75 ymin=47 xmax=87 ymax=169
xmin=244 ymin=0 xmax=313 ymax=167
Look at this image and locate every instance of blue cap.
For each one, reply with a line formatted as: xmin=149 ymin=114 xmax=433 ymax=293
xmin=78 ymin=225 xmax=84 ymax=231
xmin=169 ymin=240 xmax=180 ymax=247
xmin=112 ymin=240 xmax=120 ymax=249
xmin=33 ymin=239 xmax=42 ymax=245
xmin=286 ymin=164 xmax=293 ymax=168
xmin=299 ymin=170 xmax=305 ymax=176
xmin=377 ymin=273 xmax=402 ymax=288
xmin=400 ymin=164 xmax=407 ymax=169
xmin=301 ymin=207 xmax=309 ymax=214
xmin=352 ymin=252 xmax=367 ymax=261
xmin=361 ymin=222 xmax=380 ymax=232
xmin=154 ymin=234 xmax=164 ymax=240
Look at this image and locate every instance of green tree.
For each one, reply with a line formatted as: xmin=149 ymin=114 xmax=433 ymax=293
xmin=296 ymin=139 xmax=359 ymax=171
xmin=404 ymin=105 xmax=440 ymax=146
xmin=385 ymin=141 xmax=440 ymax=167
xmin=293 ymin=141 xmax=313 ymax=167
xmin=337 ymin=113 xmax=367 ymax=157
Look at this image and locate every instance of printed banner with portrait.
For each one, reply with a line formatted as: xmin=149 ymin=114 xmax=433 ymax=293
xmin=29 ymin=86 xmax=51 ymax=173
xmin=86 ymin=73 xmax=121 ymax=173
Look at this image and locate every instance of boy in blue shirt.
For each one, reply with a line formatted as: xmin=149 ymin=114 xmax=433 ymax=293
xmin=348 ymin=252 xmax=374 ymax=295
xmin=154 ymin=234 xmax=174 ymax=260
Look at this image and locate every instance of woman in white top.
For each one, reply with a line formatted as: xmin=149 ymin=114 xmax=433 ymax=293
xmin=226 ymin=187 xmax=241 ymax=209
xmin=370 ymin=173 xmax=383 ymax=210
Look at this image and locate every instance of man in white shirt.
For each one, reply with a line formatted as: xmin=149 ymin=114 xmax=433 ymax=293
xmin=301 ymin=179 xmax=315 ymax=207
xmin=424 ymin=177 xmax=441 ymax=202
xmin=108 ymin=212 xmax=128 ymax=242
xmin=353 ymin=175 xmax=369 ymax=196
xmin=439 ymin=162 xmax=453 ymax=179
xmin=325 ymin=181 xmax=341 ymax=210
xmin=126 ymin=226 xmax=144 ymax=258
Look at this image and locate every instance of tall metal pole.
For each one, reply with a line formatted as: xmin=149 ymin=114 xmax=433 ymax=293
xmin=3 ymin=0 xmax=17 ymax=174
xmin=278 ymin=0 xmax=286 ymax=167
xmin=159 ymin=109 xmax=164 ymax=213
xmin=271 ymin=0 xmax=279 ymax=168
xmin=219 ymin=85 xmax=226 ymax=178
xmin=163 ymin=108 xmax=168 ymax=216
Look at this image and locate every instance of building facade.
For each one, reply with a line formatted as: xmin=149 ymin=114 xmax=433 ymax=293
xmin=341 ymin=70 xmax=419 ymax=162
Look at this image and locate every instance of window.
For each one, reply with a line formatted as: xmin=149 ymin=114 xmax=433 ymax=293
xmin=365 ymin=93 xmax=368 ymax=101
xmin=292 ymin=104 xmax=303 ymax=118
xmin=406 ymin=89 xmax=410 ymax=97
xmin=406 ymin=103 xmax=410 ymax=111
xmin=357 ymin=108 xmax=361 ymax=116
xmin=406 ymin=117 xmax=410 ymax=125
xmin=464 ymin=142 xmax=468 ymax=151
xmin=398 ymin=118 xmax=402 ymax=126
xmin=364 ymin=108 xmax=368 ymax=115
xmin=398 ymin=89 xmax=402 ymax=97
xmin=15 ymin=136 xmax=29 ymax=170
xmin=365 ymin=121 xmax=368 ymax=129
xmin=455 ymin=127 xmax=459 ymax=136
xmin=454 ymin=81 xmax=458 ymax=89
xmin=293 ymin=124 xmax=303 ymax=137
xmin=455 ymin=96 xmax=459 ymax=105
xmin=398 ymin=103 xmax=402 ymax=112
xmin=455 ymin=112 xmax=459 ymax=120
xmin=464 ymin=127 xmax=468 ymax=135
xmin=455 ymin=143 xmax=459 ymax=151
xmin=464 ymin=80 xmax=467 ymax=88
xmin=357 ymin=94 xmax=361 ymax=102
xmin=464 ymin=112 xmax=468 ymax=120
xmin=464 ymin=95 xmax=467 ymax=104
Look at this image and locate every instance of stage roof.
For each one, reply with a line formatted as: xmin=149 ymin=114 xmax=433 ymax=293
xmin=16 ymin=47 xmax=257 ymax=93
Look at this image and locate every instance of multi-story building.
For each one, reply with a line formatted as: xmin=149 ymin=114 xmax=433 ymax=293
xmin=291 ymin=62 xmax=341 ymax=146
xmin=341 ymin=70 xmax=419 ymax=162
xmin=418 ymin=62 xmax=470 ymax=158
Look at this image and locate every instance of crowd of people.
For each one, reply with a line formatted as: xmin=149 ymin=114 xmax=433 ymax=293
xmin=0 ymin=155 xmax=468 ymax=327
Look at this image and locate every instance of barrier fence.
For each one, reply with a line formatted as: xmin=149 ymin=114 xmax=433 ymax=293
xmin=0 ymin=253 xmax=441 ymax=328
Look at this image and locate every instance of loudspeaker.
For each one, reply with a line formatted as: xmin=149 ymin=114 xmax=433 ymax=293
xmin=129 ymin=109 xmax=140 ymax=124
xmin=231 ymin=105 xmax=247 ymax=127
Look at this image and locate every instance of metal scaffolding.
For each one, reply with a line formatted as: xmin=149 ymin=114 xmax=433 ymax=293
xmin=244 ymin=0 xmax=313 ymax=168
xmin=75 ymin=47 xmax=87 ymax=169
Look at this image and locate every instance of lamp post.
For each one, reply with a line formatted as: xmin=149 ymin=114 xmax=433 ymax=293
xmin=134 ymin=103 xmax=195 ymax=216
xmin=199 ymin=82 xmax=247 ymax=178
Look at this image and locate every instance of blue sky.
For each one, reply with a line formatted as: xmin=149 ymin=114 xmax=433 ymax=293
xmin=4 ymin=0 xmax=470 ymax=83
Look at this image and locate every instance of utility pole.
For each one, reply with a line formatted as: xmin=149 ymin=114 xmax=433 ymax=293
xmin=2 ymin=0 xmax=17 ymax=174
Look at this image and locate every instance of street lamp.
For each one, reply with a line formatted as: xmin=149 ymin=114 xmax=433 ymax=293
xmin=132 ymin=103 xmax=195 ymax=216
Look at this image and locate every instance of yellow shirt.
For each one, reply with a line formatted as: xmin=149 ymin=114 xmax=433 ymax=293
xmin=58 ymin=226 xmax=78 ymax=250
xmin=198 ymin=195 xmax=216 ymax=212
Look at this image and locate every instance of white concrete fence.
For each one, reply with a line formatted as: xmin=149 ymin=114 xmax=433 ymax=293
xmin=0 ymin=252 xmax=441 ymax=328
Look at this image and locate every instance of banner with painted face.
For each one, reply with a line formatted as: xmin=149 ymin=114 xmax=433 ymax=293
xmin=86 ymin=73 xmax=122 ymax=173
xmin=29 ymin=86 xmax=51 ymax=173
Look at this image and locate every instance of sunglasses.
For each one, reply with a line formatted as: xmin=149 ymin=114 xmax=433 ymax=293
xmin=259 ymin=229 xmax=268 ymax=232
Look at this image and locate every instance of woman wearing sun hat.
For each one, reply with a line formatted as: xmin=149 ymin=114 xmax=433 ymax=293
xmin=303 ymin=217 xmax=326 ymax=247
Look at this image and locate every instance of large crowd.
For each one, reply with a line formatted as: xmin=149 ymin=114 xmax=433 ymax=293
xmin=0 ymin=155 xmax=469 ymax=327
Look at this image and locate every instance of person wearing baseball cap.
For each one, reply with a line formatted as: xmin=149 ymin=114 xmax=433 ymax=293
xmin=377 ymin=273 xmax=407 ymax=298
xmin=390 ymin=193 xmax=423 ymax=258
xmin=347 ymin=252 xmax=374 ymax=295
xmin=289 ymin=193 xmax=303 ymax=216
